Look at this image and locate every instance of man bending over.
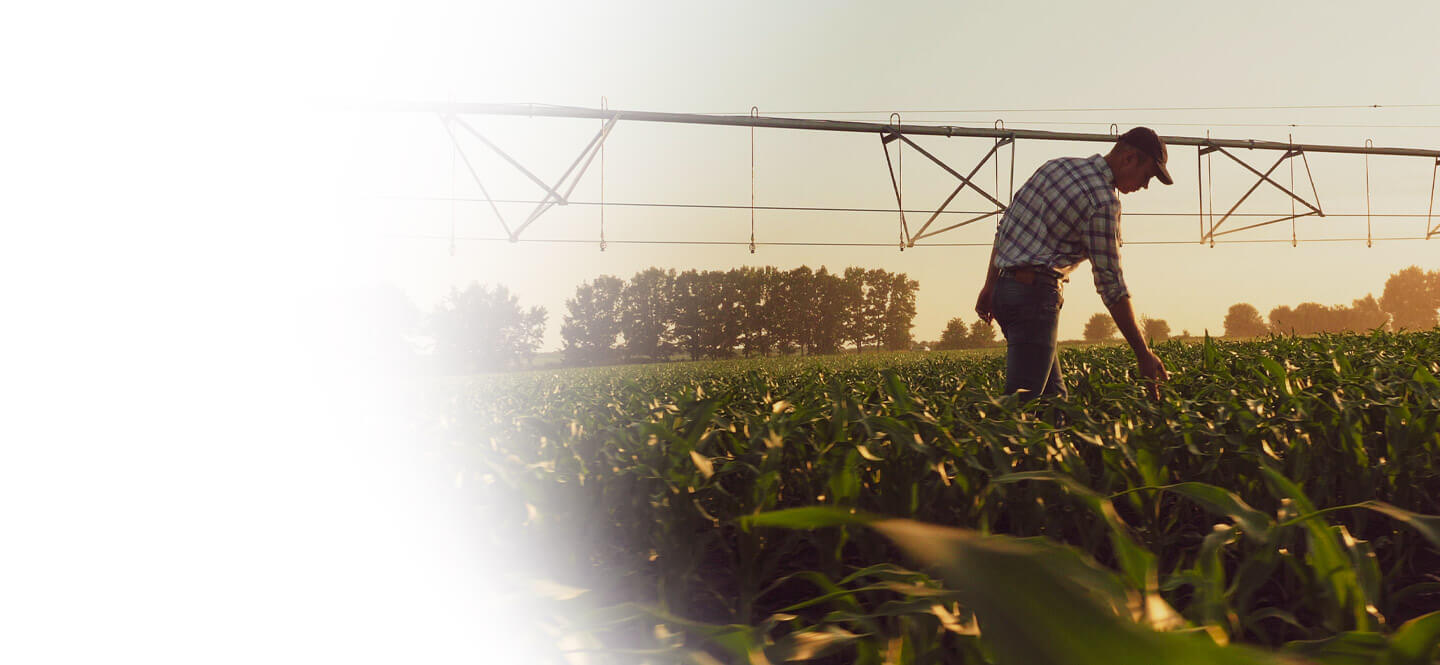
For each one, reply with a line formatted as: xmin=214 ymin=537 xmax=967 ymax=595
xmin=974 ymin=127 xmax=1172 ymax=401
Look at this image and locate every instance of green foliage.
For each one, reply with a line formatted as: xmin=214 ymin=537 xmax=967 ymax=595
xmin=576 ymin=265 xmax=919 ymax=364
xmin=457 ymin=331 xmax=1440 ymax=663
xmin=1226 ymin=303 xmax=1270 ymax=338
xmin=1083 ymin=312 xmax=1118 ymax=342
xmin=1268 ymin=296 xmax=1392 ymax=336
xmin=937 ymin=318 xmax=997 ymax=351
xmin=968 ymin=319 xmax=996 ymax=346
xmin=1381 ymin=266 xmax=1440 ymax=331
xmin=561 ymin=274 xmax=625 ymax=365
xmin=428 ymin=281 xmax=545 ymax=372
xmin=1141 ymin=315 xmax=1171 ymax=342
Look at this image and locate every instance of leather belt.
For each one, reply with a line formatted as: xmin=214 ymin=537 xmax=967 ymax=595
xmin=997 ymin=265 xmax=1064 ymax=286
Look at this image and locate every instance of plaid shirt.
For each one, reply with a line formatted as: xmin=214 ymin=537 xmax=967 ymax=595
xmin=992 ymin=154 xmax=1128 ymax=306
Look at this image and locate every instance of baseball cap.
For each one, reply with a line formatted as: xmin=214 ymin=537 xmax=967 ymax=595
xmin=1117 ymin=127 xmax=1173 ymax=185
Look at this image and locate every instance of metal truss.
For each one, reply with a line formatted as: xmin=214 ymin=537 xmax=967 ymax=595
xmin=380 ymin=103 xmax=1440 ymax=247
xmin=1197 ymin=143 xmax=1323 ymax=246
xmin=1428 ymin=158 xmax=1439 ymax=240
xmin=439 ymin=111 xmax=618 ymax=242
xmin=881 ymin=120 xmax=1014 ymax=248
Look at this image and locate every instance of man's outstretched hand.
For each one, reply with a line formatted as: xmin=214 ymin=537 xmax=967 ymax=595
xmin=1137 ymin=349 xmax=1169 ymax=401
xmin=974 ymin=284 xmax=994 ymax=324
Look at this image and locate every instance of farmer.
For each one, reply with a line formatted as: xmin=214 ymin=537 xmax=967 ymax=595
xmin=974 ymin=127 xmax=1172 ymax=402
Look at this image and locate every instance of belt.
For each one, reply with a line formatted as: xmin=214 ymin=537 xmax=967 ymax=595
xmin=997 ymin=265 xmax=1064 ymax=286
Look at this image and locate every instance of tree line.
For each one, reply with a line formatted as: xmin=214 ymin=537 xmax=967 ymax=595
xmin=935 ymin=311 xmax=1173 ymax=347
xmin=560 ymin=266 xmax=919 ymax=365
xmin=1223 ymin=266 xmax=1440 ymax=337
xmin=356 ymin=264 xmax=1439 ymax=373
xmin=933 ymin=318 xmax=997 ymax=350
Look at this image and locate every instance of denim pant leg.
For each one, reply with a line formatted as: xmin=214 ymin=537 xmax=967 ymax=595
xmin=993 ymin=277 xmax=1066 ymax=401
xmin=1040 ymin=339 xmax=1067 ymax=399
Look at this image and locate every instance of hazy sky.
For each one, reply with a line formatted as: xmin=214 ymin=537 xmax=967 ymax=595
xmin=333 ymin=0 xmax=1440 ymax=349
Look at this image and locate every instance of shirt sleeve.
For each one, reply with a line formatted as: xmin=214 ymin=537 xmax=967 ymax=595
xmin=1085 ymin=196 xmax=1129 ymax=307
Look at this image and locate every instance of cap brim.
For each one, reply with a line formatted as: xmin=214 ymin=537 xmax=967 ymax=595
xmin=1155 ymin=162 xmax=1174 ymax=186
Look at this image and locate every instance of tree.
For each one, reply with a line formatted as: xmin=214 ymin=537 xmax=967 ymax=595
xmin=880 ymin=272 xmax=920 ymax=350
xmin=968 ymin=319 xmax=996 ymax=346
xmin=430 ymin=282 xmax=546 ymax=373
xmin=1140 ymin=316 xmax=1170 ymax=342
xmin=1223 ymin=303 xmax=1268 ymax=338
xmin=1344 ymin=295 xmax=1389 ymax=332
xmin=560 ymin=275 xmax=624 ymax=365
xmin=671 ymin=270 xmax=707 ymax=360
xmin=702 ymin=269 xmax=744 ymax=359
xmin=937 ymin=317 xmax=969 ymax=350
xmin=1381 ymin=266 xmax=1439 ymax=330
xmin=619 ymin=267 xmax=676 ymax=362
xmin=842 ymin=267 xmax=869 ymax=352
xmin=810 ymin=267 xmax=848 ymax=355
xmin=1083 ymin=312 xmax=1117 ymax=342
xmin=1268 ymin=305 xmax=1295 ymax=335
xmin=772 ymin=266 xmax=811 ymax=354
xmin=861 ymin=269 xmax=893 ymax=350
xmin=1291 ymin=302 xmax=1329 ymax=336
xmin=1264 ymin=295 xmax=1393 ymax=336
xmin=734 ymin=267 xmax=766 ymax=357
xmin=752 ymin=266 xmax=785 ymax=356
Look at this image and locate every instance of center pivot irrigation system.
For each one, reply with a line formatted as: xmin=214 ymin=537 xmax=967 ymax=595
xmin=379 ymin=102 xmax=1440 ymax=251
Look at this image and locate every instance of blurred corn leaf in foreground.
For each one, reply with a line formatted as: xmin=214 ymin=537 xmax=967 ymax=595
xmin=747 ymin=507 xmax=1295 ymax=665
xmin=751 ymin=507 xmax=1435 ymax=665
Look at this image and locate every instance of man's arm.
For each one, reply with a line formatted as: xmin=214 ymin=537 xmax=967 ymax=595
xmin=975 ymin=243 xmax=1000 ymax=323
xmin=1105 ymin=296 xmax=1169 ymax=400
xmin=1086 ymin=197 xmax=1168 ymax=400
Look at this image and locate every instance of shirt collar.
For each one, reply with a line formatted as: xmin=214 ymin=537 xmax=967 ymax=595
xmin=1090 ymin=154 xmax=1115 ymax=189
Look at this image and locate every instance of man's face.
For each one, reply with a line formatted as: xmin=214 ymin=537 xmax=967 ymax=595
xmin=1116 ymin=149 xmax=1158 ymax=194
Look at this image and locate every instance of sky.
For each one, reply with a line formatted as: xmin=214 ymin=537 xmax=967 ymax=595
xmin=334 ymin=0 xmax=1440 ymax=349
xmin=5 ymin=1 xmax=1438 ymax=662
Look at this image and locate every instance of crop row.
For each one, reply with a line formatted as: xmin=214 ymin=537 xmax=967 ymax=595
xmin=450 ymin=332 xmax=1440 ymax=664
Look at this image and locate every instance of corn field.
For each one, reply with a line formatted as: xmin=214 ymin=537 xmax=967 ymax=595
xmin=452 ymin=331 xmax=1440 ymax=664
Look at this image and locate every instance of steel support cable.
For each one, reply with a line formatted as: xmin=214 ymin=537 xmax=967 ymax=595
xmin=1301 ymin=149 xmax=1322 ymax=217
xmin=892 ymin=113 xmax=906 ymax=250
xmin=727 ymin=103 xmax=1440 ymax=114
xmin=395 ymin=234 xmax=1436 ymax=246
xmin=750 ymin=106 xmax=758 ymax=254
xmin=437 ymin=113 xmax=513 ymax=239
xmin=833 ymin=119 xmax=1440 ymax=130
xmin=1296 ymin=136 xmax=1307 ymax=249
xmin=993 ymin=120 xmax=1002 ymax=216
xmin=1198 ymin=140 xmax=1209 ymax=244
xmin=1366 ymin=139 xmax=1374 ymax=248
xmin=1008 ymin=125 xmax=1016 ymax=204
xmin=378 ymin=195 xmax=1436 ymax=219
xmin=401 ymin=104 xmax=1440 ymax=159
xmin=1207 ymin=133 xmax=1216 ymax=247
xmin=1429 ymin=159 xmax=1439 ymax=239
xmin=600 ymin=97 xmax=607 ymax=251
xmin=1110 ymin=125 xmax=1123 ymax=249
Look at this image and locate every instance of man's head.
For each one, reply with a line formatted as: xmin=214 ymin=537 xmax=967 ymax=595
xmin=1106 ymin=127 xmax=1173 ymax=194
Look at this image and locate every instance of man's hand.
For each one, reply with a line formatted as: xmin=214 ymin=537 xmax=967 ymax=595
xmin=974 ymin=284 xmax=994 ymax=324
xmin=1136 ymin=349 xmax=1169 ymax=401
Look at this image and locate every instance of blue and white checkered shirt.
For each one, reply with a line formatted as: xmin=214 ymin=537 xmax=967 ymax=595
xmin=992 ymin=154 xmax=1128 ymax=306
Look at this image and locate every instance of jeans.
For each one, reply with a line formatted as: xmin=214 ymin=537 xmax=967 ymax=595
xmin=992 ymin=274 xmax=1067 ymax=401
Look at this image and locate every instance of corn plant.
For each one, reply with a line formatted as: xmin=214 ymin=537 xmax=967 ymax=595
xmin=454 ymin=331 xmax=1440 ymax=663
